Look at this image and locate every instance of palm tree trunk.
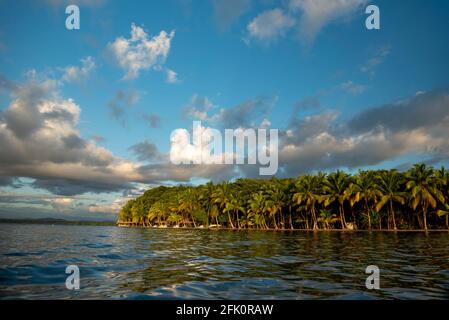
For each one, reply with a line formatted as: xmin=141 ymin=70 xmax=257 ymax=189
xmin=235 ymin=210 xmax=241 ymax=229
xmin=390 ymin=200 xmax=397 ymax=230
xmin=227 ymin=210 xmax=235 ymax=228
xmin=351 ymin=209 xmax=356 ymax=229
xmin=262 ymin=215 xmax=268 ymax=229
xmin=289 ymin=207 xmax=294 ymax=230
xmin=272 ymin=214 xmax=278 ymax=229
xmin=339 ymin=206 xmax=346 ymax=229
xmin=423 ymin=208 xmax=428 ymax=231
xmin=365 ymin=199 xmax=371 ymax=230
xmin=303 ymin=212 xmax=309 ymax=229
xmin=416 ymin=211 xmax=421 ymax=229
xmin=312 ymin=207 xmax=318 ymax=230
xmin=387 ymin=210 xmax=391 ymax=230
xmin=281 ymin=212 xmax=285 ymax=229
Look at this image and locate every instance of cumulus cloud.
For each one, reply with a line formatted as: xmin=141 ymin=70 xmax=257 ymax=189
xmin=209 ymin=96 xmax=276 ymax=128
xmin=166 ymin=68 xmax=180 ymax=84
xmin=108 ymin=23 xmax=175 ymax=80
xmin=183 ymin=94 xmax=215 ymax=120
xmin=347 ymin=89 xmax=449 ymax=134
xmin=169 ymin=124 xmax=228 ymax=165
xmin=138 ymin=162 xmax=237 ymax=184
xmin=2 ymin=68 xmax=449 ymax=201
xmin=129 ymin=140 xmax=162 ymax=162
xmin=49 ymin=197 xmax=75 ymax=211
xmin=246 ymin=8 xmax=295 ymax=43
xmin=61 ymin=56 xmax=96 ymax=83
xmin=289 ymin=0 xmax=367 ymax=44
xmin=0 ymin=73 xmax=143 ymax=195
xmin=212 ymin=0 xmax=251 ymax=31
xmin=107 ymin=89 xmax=139 ymax=125
xmin=142 ymin=113 xmax=161 ymax=128
xmin=279 ymin=89 xmax=449 ymax=176
xmin=0 ymin=72 xmax=240 ymax=197
xmin=183 ymin=95 xmax=275 ymax=129
xmin=88 ymin=197 xmax=128 ymax=214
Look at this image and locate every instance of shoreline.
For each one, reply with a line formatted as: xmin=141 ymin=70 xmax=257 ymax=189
xmin=116 ymin=224 xmax=449 ymax=233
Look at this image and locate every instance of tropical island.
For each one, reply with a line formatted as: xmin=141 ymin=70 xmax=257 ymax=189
xmin=118 ymin=164 xmax=449 ymax=231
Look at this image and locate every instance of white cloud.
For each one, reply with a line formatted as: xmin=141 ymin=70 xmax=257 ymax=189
xmin=183 ymin=95 xmax=215 ymax=120
xmin=212 ymin=0 xmax=252 ymax=31
xmin=340 ymin=80 xmax=367 ymax=95
xmin=88 ymin=197 xmax=128 ymax=214
xmin=280 ymin=90 xmax=449 ymax=175
xmin=0 ymin=72 xmax=236 ymax=195
xmin=61 ymin=56 xmax=95 ymax=83
xmin=166 ymin=68 xmax=179 ymax=84
xmin=0 ymin=72 xmax=144 ymax=195
xmin=247 ymin=8 xmax=295 ymax=42
xmin=261 ymin=118 xmax=271 ymax=128
xmin=49 ymin=197 xmax=75 ymax=212
xmin=360 ymin=46 xmax=391 ymax=75
xmin=108 ymin=23 xmax=175 ymax=80
xmin=170 ymin=125 xmax=225 ymax=165
xmin=289 ymin=0 xmax=367 ymax=43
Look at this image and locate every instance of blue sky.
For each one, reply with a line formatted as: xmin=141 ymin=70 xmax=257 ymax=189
xmin=1 ymin=0 xmax=449 ymax=220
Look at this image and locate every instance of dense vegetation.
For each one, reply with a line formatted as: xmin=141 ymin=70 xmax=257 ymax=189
xmin=118 ymin=164 xmax=449 ymax=230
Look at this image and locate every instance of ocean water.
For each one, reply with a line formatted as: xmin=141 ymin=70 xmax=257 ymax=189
xmin=0 ymin=223 xmax=448 ymax=299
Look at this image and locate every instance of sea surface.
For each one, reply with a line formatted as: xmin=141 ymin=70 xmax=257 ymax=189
xmin=0 ymin=223 xmax=448 ymax=299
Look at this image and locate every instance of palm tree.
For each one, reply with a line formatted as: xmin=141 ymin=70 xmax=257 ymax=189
xmin=318 ymin=209 xmax=339 ymax=230
xmin=435 ymin=167 xmax=449 ymax=229
xmin=148 ymin=200 xmax=168 ymax=226
xmin=293 ymin=175 xmax=324 ymax=230
xmin=264 ymin=183 xmax=284 ymax=229
xmin=213 ymin=182 xmax=235 ymax=228
xmin=178 ymin=188 xmax=200 ymax=227
xmin=118 ymin=164 xmax=449 ymax=230
xmin=227 ymin=192 xmax=246 ymax=229
xmin=198 ymin=182 xmax=214 ymax=226
xmin=323 ymin=171 xmax=351 ymax=229
xmin=283 ymin=180 xmax=296 ymax=229
xmin=406 ymin=164 xmax=445 ymax=231
xmin=348 ymin=171 xmax=378 ymax=230
xmin=375 ymin=170 xmax=405 ymax=230
xmin=248 ymin=191 xmax=268 ymax=229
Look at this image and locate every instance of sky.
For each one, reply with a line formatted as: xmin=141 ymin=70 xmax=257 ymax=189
xmin=0 ymin=0 xmax=448 ymax=221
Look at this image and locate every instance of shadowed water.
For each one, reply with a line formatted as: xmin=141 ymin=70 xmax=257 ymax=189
xmin=0 ymin=223 xmax=448 ymax=299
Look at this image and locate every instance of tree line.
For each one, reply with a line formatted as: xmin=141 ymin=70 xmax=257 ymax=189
xmin=118 ymin=164 xmax=449 ymax=230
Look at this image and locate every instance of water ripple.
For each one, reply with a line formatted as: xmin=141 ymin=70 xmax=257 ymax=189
xmin=0 ymin=224 xmax=448 ymax=299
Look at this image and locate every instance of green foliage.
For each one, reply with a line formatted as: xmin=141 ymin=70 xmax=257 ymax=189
xmin=118 ymin=164 xmax=449 ymax=230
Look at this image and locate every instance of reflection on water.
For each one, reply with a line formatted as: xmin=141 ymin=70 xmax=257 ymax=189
xmin=0 ymin=223 xmax=448 ymax=299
